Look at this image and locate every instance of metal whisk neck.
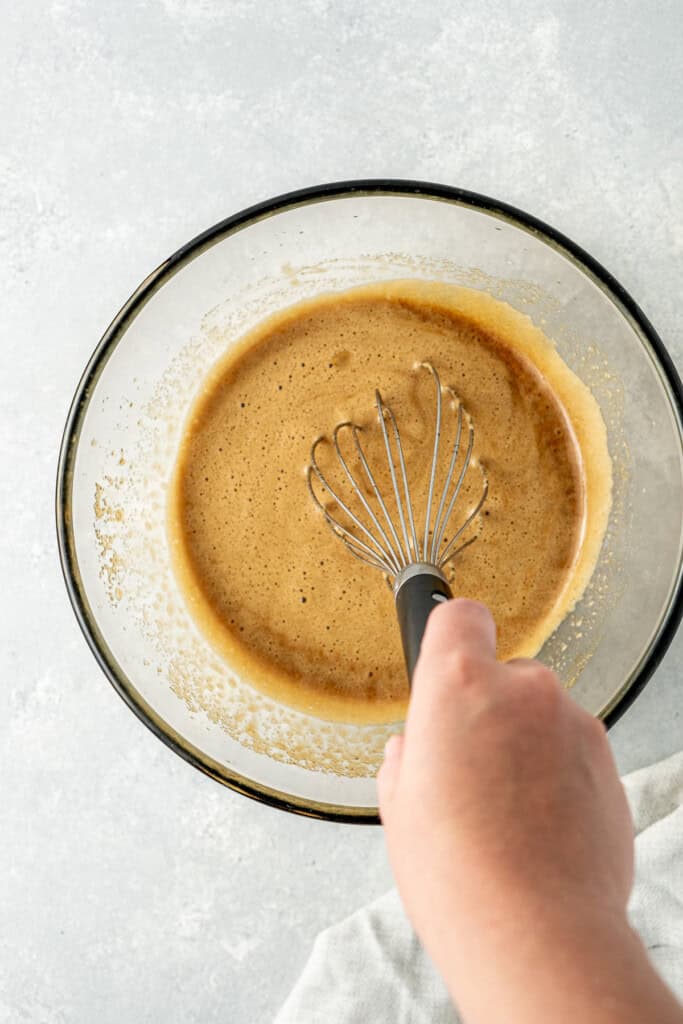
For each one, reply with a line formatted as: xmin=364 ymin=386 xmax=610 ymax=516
xmin=393 ymin=561 xmax=449 ymax=596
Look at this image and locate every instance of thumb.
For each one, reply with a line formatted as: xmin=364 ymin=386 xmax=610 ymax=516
xmin=377 ymin=733 xmax=404 ymax=821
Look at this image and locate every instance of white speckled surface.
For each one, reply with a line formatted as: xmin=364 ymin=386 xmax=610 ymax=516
xmin=2 ymin=1 xmax=682 ymax=1020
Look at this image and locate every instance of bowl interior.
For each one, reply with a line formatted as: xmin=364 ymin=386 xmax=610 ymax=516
xmin=60 ymin=185 xmax=683 ymax=820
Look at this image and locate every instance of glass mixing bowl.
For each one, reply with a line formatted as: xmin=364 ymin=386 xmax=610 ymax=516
xmin=57 ymin=180 xmax=683 ymax=822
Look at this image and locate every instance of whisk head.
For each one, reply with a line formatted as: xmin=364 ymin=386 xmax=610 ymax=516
xmin=307 ymin=362 xmax=488 ymax=590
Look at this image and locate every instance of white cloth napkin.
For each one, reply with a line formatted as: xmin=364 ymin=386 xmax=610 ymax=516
xmin=275 ymin=751 xmax=683 ymax=1023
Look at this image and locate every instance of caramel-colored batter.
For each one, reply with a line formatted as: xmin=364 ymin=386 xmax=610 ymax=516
xmin=168 ymin=281 xmax=611 ymax=722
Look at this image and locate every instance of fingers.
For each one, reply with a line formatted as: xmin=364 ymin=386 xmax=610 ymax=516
xmin=505 ymin=658 xmax=563 ymax=695
xmin=377 ymin=734 xmax=404 ymax=820
xmin=421 ymin=598 xmax=497 ymax=662
xmin=404 ymin=601 xmax=496 ymax=756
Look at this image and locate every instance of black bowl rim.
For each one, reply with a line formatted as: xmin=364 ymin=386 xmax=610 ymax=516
xmin=56 ymin=178 xmax=683 ymax=824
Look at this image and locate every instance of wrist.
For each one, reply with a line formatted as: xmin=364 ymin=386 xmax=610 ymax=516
xmin=429 ymin=900 xmax=681 ymax=1024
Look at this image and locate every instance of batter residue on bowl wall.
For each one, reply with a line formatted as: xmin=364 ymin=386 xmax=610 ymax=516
xmin=167 ymin=280 xmax=612 ymax=723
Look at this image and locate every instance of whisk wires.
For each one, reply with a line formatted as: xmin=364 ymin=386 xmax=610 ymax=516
xmin=307 ymin=363 xmax=488 ymax=580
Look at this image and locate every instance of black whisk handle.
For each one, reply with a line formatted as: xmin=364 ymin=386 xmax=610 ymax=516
xmin=394 ymin=566 xmax=453 ymax=684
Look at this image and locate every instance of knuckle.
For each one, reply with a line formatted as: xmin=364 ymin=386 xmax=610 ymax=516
xmin=534 ymin=665 xmax=562 ymax=692
xmin=511 ymin=664 xmax=563 ymax=710
xmin=445 ymin=648 xmax=481 ymax=685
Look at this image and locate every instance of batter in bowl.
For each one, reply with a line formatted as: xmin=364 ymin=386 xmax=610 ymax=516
xmin=168 ymin=281 xmax=611 ymax=722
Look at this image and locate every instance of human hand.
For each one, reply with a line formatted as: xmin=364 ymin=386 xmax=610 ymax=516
xmin=377 ymin=599 xmax=681 ymax=1023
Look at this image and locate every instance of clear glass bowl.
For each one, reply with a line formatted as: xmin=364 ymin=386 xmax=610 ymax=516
xmin=57 ymin=180 xmax=683 ymax=822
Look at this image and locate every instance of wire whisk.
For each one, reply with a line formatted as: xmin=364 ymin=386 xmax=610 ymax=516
xmin=306 ymin=362 xmax=488 ymax=681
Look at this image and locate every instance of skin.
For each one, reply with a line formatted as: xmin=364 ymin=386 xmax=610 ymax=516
xmin=378 ymin=599 xmax=683 ymax=1024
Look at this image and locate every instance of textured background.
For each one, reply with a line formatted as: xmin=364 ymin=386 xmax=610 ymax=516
xmin=2 ymin=1 xmax=682 ymax=1021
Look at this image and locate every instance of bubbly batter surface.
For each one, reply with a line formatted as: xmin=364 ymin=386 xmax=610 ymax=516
xmin=168 ymin=281 xmax=611 ymax=721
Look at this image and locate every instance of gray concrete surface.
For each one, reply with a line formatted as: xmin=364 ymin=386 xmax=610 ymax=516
xmin=1 ymin=1 xmax=682 ymax=1020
